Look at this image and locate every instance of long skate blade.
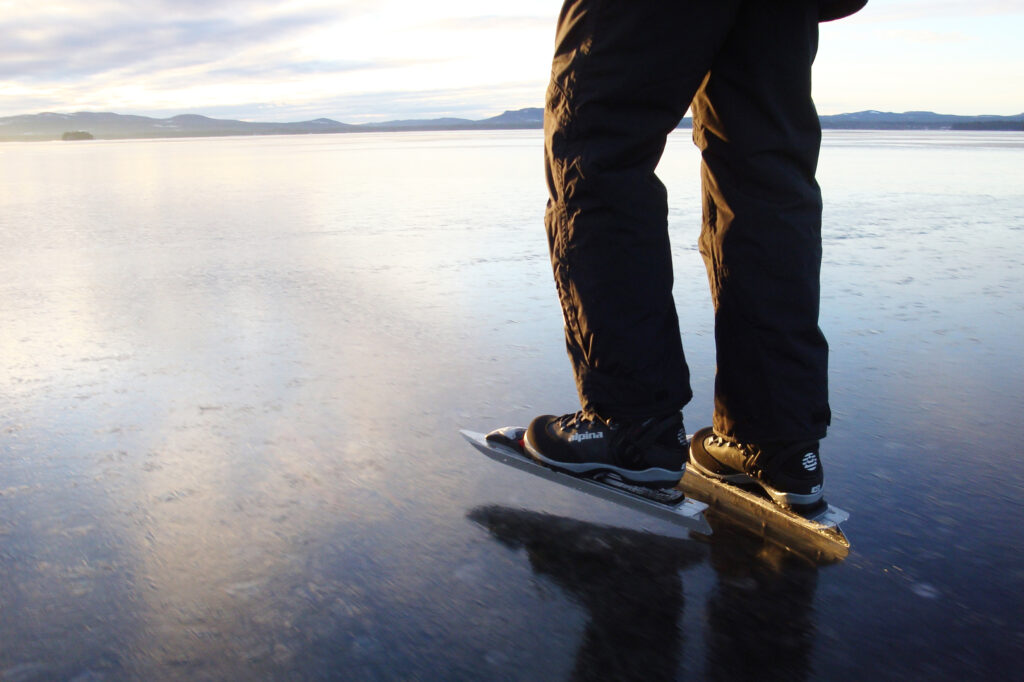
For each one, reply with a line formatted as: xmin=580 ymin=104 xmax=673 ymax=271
xmin=460 ymin=429 xmax=711 ymax=534
xmin=679 ymin=466 xmax=850 ymax=562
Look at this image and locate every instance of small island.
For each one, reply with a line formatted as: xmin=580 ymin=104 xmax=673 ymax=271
xmin=61 ymin=131 xmax=94 ymax=140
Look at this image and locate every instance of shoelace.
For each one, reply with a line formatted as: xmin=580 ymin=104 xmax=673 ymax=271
xmin=706 ymin=433 xmax=768 ymax=478
xmin=556 ymin=411 xmax=592 ymax=429
xmin=706 ymin=434 xmax=817 ymax=479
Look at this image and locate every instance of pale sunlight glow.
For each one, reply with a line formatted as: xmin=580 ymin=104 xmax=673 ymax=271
xmin=0 ymin=0 xmax=1020 ymax=121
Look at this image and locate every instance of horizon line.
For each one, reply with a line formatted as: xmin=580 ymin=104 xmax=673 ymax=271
xmin=6 ymin=107 xmax=1024 ymax=125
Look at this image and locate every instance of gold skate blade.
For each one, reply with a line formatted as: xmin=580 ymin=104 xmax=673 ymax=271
xmin=679 ymin=466 xmax=850 ymax=563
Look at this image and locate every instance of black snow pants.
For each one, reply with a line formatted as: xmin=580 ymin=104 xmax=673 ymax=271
xmin=544 ymin=0 xmax=830 ymax=442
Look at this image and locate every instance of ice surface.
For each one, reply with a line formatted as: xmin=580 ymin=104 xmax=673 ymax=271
xmin=1 ymin=130 xmax=1022 ymax=678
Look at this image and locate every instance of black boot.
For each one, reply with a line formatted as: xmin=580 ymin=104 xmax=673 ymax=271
xmin=689 ymin=427 xmax=824 ymax=511
xmin=524 ymin=412 xmax=687 ymax=487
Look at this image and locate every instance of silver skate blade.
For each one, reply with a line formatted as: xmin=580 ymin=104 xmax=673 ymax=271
xmin=679 ymin=466 xmax=850 ymax=563
xmin=460 ymin=429 xmax=711 ymax=535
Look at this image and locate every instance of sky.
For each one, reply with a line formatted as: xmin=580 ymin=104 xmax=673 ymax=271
xmin=1 ymin=0 xmax=1021 ymax=123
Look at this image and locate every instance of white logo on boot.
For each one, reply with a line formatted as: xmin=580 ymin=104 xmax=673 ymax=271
xmin=569 ymin=432 xmax=603 ymax=442
xmin=802 ymin=452 xmax=818 ymax=471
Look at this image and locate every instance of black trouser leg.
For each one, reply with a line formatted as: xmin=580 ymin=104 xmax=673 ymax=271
xmin=694 ymin=2 xmax=829 ymax=442
xmin=545 ymin=0 xmax=828 ymax=440
xmin=544 ymin=0 xmax=739 ymax=420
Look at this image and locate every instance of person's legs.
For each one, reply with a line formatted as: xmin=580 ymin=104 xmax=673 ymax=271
xmin=529 ymin=0 xmax=743 ymax=486
xmin=689 ymin=0 xmax=828 ymax=509
xmin=693 ymin=0 xmax=828 ymax=444
xmin=530 ymin=0 xmax=742 ymax=485
xmin=544 ymin=0 xmax=740 ymax=421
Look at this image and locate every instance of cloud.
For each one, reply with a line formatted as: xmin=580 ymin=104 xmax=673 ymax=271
xmin=203 ymin=58 xmax=443 ymax=82
xmin=427 ymin=15 xmax=554 ymax=32
xmin=7 ymin=0 xmax=1013 ymax=120
xmin=0 ymin=7 xmax=342 ymax=82
xmin=0 ymin=1 xmax=557 ymax=118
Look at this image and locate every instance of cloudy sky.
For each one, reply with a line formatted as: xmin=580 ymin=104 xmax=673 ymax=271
xmin=2 ymin=0 xmax=1021 ymax=123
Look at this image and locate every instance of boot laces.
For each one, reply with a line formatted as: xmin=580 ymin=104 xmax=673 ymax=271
xmin=707 ymin=433 xmax=767 ymax=477
xmin=556 ymin=411 xmax=597 ymax=429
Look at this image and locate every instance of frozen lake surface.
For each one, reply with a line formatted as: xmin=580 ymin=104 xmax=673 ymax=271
xmin=1 ymin=129 xmax=1023 ymax=679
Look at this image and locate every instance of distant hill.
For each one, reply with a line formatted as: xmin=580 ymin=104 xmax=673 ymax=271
xmin=817 ymin=110 xmax=1024 ymax=130
xmin=479 ymin=109 xmax=545 ymax=127
xmin=361 ymin=116 xmax=475 ymax=129
xmin=1 ymin=108 xmax=1021 ymax=142
xmin=0 ymin=112 xmax=359 ymax=141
